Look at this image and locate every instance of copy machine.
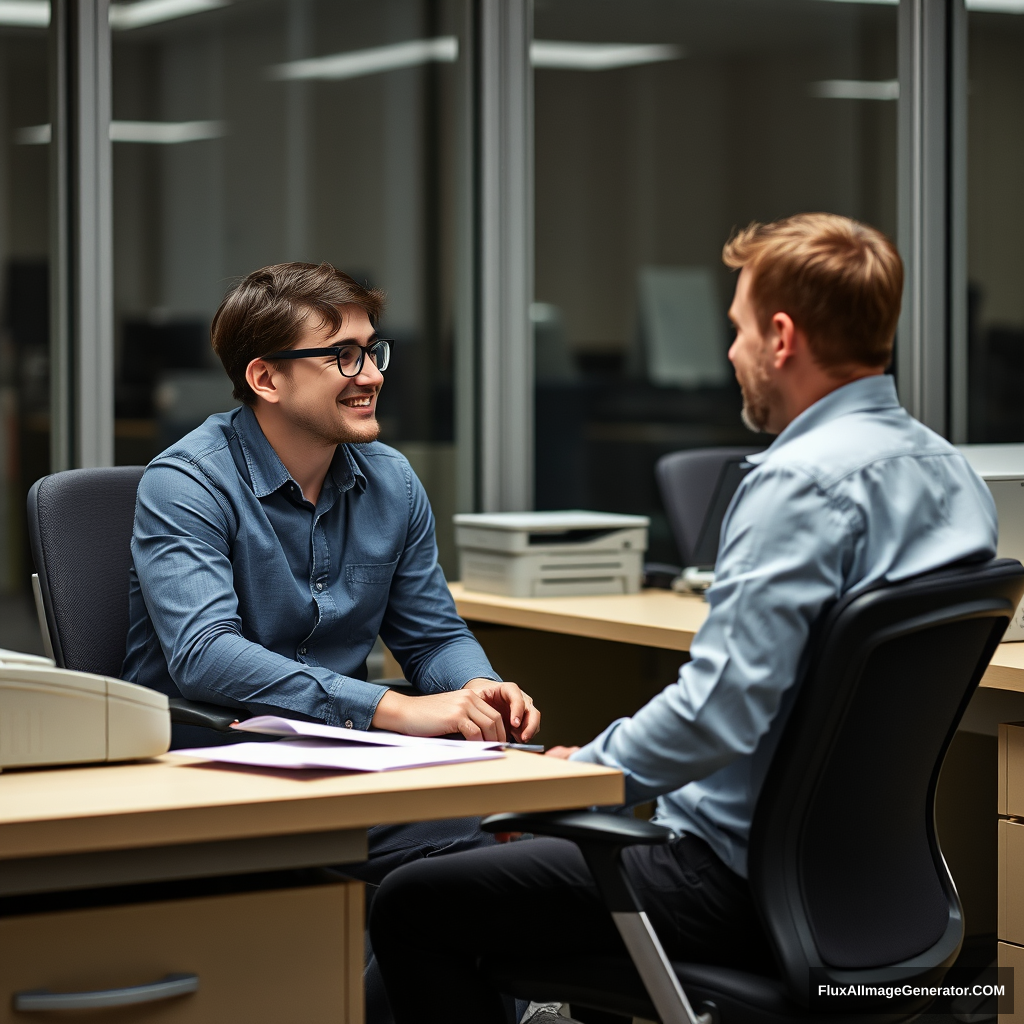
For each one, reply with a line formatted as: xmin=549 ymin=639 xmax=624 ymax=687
xmin=454 ymin=510 xmax=649 ymax=598
xmin=960 ymin=444 xmax=1024 ymax=641
xmin=0 ymin=649 xmax=171 ymax=769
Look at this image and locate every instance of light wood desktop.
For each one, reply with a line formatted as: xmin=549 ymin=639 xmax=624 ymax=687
xmin=0 ymin=750 xmax=620 ymax=1023
xmin=449 ymin=582 xmax=1024 ymax=693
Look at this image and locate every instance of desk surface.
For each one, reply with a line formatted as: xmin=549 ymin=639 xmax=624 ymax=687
xmin=0 ymin=751 xmax=621 ymax=863
xmin=450 ymin=582 xmax=1024 ymax=694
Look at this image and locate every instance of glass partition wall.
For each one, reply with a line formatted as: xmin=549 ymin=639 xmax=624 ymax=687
xmin=967 ymin=4 xmax=1024 ymax=442
xmin=110 ymin=0 xmax=465 ymax=571
xmin=533 ymin=0 xmax=898 ymax=563
xmin=0 ymin=18 xmax=48 ymax=649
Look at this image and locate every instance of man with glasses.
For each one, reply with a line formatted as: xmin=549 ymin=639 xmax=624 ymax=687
xmin=123 ymin=262 xmax=538 ymax=893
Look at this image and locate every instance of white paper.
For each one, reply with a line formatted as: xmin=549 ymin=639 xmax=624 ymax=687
xmin=233 ymin=715 xmax=505 ymax=750
xmin=175 ymin=738 xmax=506 ymax=772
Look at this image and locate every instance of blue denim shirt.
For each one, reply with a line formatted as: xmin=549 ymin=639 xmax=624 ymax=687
xmin=123 ymin=405 xmax=499 ymax=729
xmin=572 ymin=375 xmax=998 ymax=877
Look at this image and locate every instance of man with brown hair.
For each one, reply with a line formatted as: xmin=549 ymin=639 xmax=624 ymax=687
xmin=368 ymin=215 xmax=998 ymax=1024
xmin=124 ymin=263 xmax=538 ymax=877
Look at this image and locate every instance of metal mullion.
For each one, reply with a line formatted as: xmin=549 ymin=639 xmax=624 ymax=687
xmin=50 ymin=0 xmax=114 ymax=472
xmin=897 ymin=0 xmax=964 ymax=439
xmin=476 ymin=0 xmax=533 ymax=512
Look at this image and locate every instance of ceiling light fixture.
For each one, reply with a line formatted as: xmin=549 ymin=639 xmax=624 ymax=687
xmin=810 ymin=79 xmax=899 ymax=100
xmin=531 ymin=41 xmax=682 ymax=70
xmin=16 ymin=120 xmax=224 ymax=145
xmin=109 ymin=0 xmax=228 ymax=30
xmin=269 ymin=37 xmax=458 ymax=82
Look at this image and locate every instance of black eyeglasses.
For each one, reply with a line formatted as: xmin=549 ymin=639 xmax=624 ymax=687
xmin=264 ymin=338 xmax=391 ymax=378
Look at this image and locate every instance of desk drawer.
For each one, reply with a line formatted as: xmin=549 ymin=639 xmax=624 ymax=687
xmin=999 ymin=723 xmax=1024 ymax=816
xmin=0 ymin=881 xmax=362 ymax=1023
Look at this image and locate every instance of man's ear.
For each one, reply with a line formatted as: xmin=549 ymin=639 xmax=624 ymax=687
xmin=245 ymin=358 xmax=282 ymax=405
xmin=769 ymin=312 xmax=798 ymax=370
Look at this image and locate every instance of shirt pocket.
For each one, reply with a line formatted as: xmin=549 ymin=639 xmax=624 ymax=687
xmin=346 ymin=559 xmax=399 ymax=586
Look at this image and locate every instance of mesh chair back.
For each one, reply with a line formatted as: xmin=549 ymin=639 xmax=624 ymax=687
xmin=27 ymin=467 xmax=146 ymax=678
xmin=749 ymin=557 xmax=1024 ymax=1004
xmin=655 ymin=446 xmax=763 ymax=567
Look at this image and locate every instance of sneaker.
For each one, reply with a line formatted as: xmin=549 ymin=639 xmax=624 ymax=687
xmin=521 ymin=1003 xmax=584 ymax=1024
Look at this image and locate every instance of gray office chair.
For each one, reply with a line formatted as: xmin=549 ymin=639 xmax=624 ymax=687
xmin=655 ymin=447 xmax=764 ymax=569
xmin=482 ymin=557 xmax=1024 ymax=1023
xmin=27 ymin=467 xmax=246 ymax=740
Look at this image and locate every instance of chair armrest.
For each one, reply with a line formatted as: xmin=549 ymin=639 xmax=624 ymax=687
xmin=169 ymin=698 xmax=249 ymax=733
xmin=482 ymin=810 xmax=674 ymax=847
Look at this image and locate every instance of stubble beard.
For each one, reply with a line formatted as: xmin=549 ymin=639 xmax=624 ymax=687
xmin=292 ymin=396 xmax=381 ymax=447
xmin=737 ymin=359 xmax=777 ymax=435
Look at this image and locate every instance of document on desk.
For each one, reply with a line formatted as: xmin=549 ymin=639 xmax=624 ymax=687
xmin=232 ymin=715 xmax=523 ymax=750
xmin=175 ymin=738 xmax=505 ymax=772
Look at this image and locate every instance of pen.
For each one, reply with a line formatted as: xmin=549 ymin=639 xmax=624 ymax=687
xmin=502 ymin=742 xmax=544 ymax=752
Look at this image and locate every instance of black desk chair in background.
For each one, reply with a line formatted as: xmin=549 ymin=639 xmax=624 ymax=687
xmin=27 ymin=467 xmax=246 ymax=741
xmin=655 ymin=447 xmax=764 ymax=571
xmin=483 ymin=557 xmax=1024 ymax=1023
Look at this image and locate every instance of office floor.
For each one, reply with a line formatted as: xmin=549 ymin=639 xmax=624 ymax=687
xmin=0 ymin=591 xmax=46 ymax=657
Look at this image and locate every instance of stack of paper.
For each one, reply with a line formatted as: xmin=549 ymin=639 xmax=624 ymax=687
xmin=175 ymin=715 xmax=508 ymax=773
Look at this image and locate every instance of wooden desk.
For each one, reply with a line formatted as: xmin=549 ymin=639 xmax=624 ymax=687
xmin=0 ymin=752 xmax=620 ymax=1023
xmin=450 ymin=582 xmax=1024 ymax=693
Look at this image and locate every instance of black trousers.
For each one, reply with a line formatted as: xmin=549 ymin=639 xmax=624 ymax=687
xmin=370 ymin=831 xmax=776 ymax=1024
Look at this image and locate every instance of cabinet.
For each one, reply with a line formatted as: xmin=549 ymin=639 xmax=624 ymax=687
xmin=0 ymin=881 xmax=362 ymax=1023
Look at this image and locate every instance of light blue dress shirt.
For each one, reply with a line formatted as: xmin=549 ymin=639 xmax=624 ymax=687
xmin=123 ymin=405 xmax=499 ymax=730
xmin=572 ymin=375 xmax=998 ymax=877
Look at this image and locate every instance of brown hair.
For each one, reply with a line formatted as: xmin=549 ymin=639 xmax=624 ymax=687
xmin=722 ymin=213 xmax=903 ymax=371
xmin=211 ymin=262 xmax=386 ymax=405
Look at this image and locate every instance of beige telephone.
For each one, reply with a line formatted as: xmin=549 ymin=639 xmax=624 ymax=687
xmin=0 ymin=650 xmax=170 ymax=770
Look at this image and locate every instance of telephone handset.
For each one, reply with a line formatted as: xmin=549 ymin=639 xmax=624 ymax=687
xmin=0 ymin=649 xmax=170 ymax=770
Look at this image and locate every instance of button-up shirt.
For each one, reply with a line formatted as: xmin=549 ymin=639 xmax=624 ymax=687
xmin=572 ymin=375 xmax=998 ymax=877
xmin=123 ymin=405 xmax=499 ymax=729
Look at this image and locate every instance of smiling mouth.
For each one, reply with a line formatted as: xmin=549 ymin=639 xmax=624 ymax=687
xmin=341 ymin=395 xmax=374 ymax=408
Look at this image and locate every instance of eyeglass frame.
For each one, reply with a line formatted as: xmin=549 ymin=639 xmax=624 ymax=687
xmin=262 ymin=338 xmax=392 ymax=378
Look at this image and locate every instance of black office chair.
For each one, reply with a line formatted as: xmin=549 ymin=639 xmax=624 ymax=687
xmin=27 ymin=467 xmax=245 ymax=738
xmin=482 ymin=557 xmax=1024 ymax=1023
xmin=655 ymin=447 xmax=764 ymax=569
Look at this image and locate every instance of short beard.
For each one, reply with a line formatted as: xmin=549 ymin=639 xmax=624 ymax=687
xmin=738 ymin=360 xmax=778 ymax=435
xmin=291 ymin=403 xmax=380 ymax=447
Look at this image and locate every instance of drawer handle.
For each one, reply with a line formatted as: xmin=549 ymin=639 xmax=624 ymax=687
xmin=14 ymin=972 xmax=199 ymax=1011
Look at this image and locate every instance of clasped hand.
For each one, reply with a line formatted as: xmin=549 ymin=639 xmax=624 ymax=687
xmin=371 ymin=677 xmax=540 ymax=743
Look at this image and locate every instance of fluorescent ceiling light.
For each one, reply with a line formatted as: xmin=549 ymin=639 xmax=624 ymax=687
xmin=810 ymin=79 xmax=899 ymax=100
xmin=0 ymin=0 xmax=228 ymax=30
xmin=109 ymin=0 xmax=228 ymax=30
xmin=270 ymin=37 xmax=457 ymax=82
xmin=0 ymin=1 xmax=47 ymax=27
xmin=531 ymin=41 xmax=682 ymax=70
xmin=16 ymin=120 xmax=224 ymax=145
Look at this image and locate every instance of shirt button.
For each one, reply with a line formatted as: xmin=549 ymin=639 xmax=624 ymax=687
xmin=315 ymin=581 xmax=324 ymax=591
xmin=344 ymin=720 xmax=353 ymax=729
xmin=299 ymin=647 xmax=306 ymax=655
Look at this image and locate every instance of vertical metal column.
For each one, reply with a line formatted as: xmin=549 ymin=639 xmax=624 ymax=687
xmin=897 ymin=0 xmax=965 ymax=439
xmin=49 ymin=0 xmax=114 ymax=471
xmin=476 ymin=0 xmax=533 ymax=512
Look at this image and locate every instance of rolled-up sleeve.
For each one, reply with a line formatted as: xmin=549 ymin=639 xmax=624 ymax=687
xmin=133 ymin=461 xmax=387 ymax=729
xmin=572 ymin=465 xmax=856 ymax=805
xmin=378 ymin=462 xmax=500 ymax=692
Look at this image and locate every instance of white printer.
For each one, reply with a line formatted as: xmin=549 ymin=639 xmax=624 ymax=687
xmin=454 ymin=510 xmax=649 ymax=598
xmin=0 ymin=649 xmax=171 ymax=770
xmin=960 ymin=444 xmax=1024 ymax=641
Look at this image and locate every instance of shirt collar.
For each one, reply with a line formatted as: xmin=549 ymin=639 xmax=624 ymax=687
xmin=234 ymin=404 xmax=367 ymax=498
xmin=745 ymin=374 xmax=900 ymax=466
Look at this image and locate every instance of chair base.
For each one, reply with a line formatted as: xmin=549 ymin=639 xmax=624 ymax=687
xmin=483 ymin=955 xmax=933 ymax=1024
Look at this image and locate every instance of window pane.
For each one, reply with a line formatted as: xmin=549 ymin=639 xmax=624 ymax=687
xmin=1 ymin=18 xmax=49 ymax=649
xmin=112 ymin=0 xmax=464 ymax=572
xmin=533 ymin=0 xmax=897 ymax=565
xmin=967 ymin=7 xmax=1024 ymax=442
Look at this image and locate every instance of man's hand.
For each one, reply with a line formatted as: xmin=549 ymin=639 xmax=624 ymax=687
xmin=461 ymin=678 xmax=540 ymax=742
xmin=545 ymin=745 xmax=580 ymax=760
xmin=372 ymin=687 xmax=510 ymax=741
